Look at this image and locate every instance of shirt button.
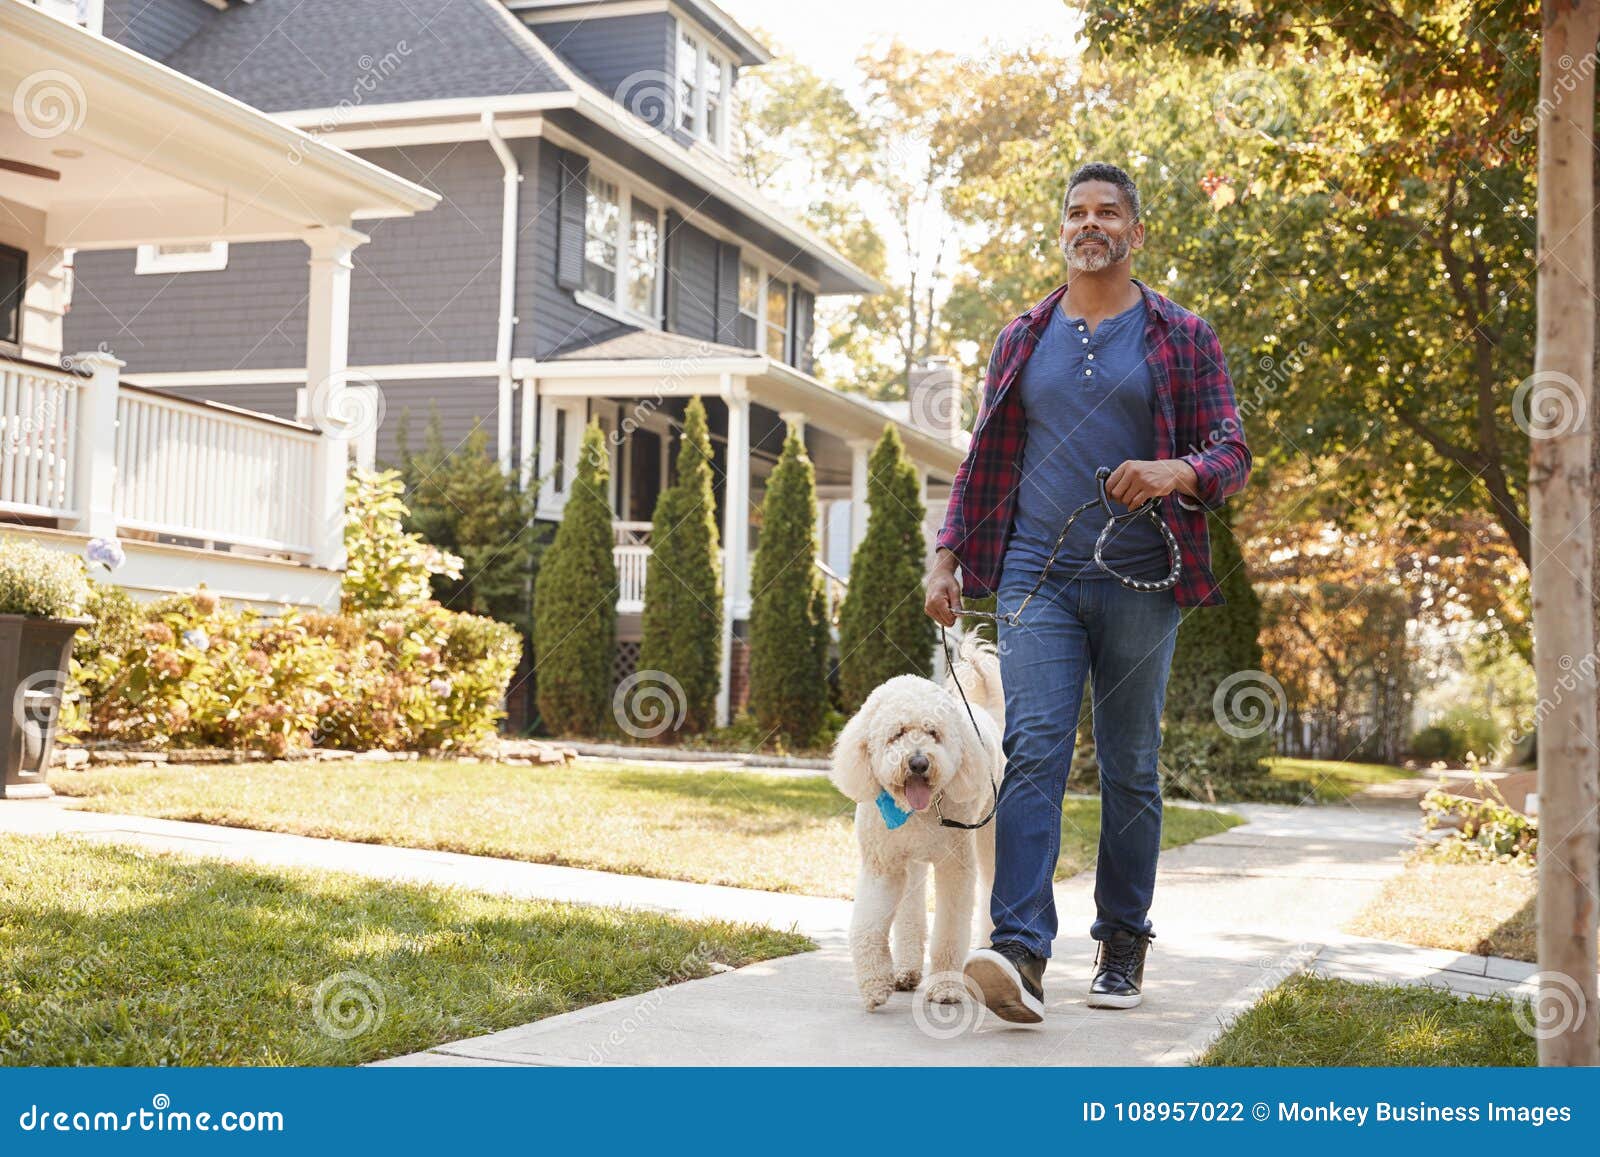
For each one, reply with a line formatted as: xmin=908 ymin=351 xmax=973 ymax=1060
xmin=1081 ymin=337 xmax=1089 ymax=344
xmin=1087 ymin=353 xmax=1095 ymax=360
xmin=1085 ymin=369 xmax=1093 ymax=377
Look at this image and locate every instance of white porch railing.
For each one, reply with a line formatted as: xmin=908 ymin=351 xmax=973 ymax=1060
xmin=0 ymin=356 xmax=80 ymax=520
xmin=1 ymin=353 xmax=339 ymax=563
xmin=115 ymin=386 xmax=320 ymax=556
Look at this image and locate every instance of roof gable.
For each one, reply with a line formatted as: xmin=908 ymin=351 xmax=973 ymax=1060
xmin=161 ymin=0 xmax=569 ymax=113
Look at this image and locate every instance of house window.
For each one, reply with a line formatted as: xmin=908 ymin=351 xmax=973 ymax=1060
xmin=0 ymin=245 xmax=24 ymax=348
xmin=627 ymin=205 xmax=659 ymax=317
xmin=765 ymin=276 xmax=790 ymax=362
xmin=538 ymin=397 xmax=588 ymax=518
xmin=738 ymin=261 xmax=760 ymax=325
xmin=677 ymin=30 xmax=699 ymax=136
xmin=706 ymin=51 xmax=726 ymax=144
xmin=553 ymin=408 xmax=568 ymax=495
xmin=675 ymin=22 xmax=733 ymax=151
xmin=582 ymin=173 xmax=619 ymax=299
xmin=134 ymin=242 xmax=229 ymax=274
xmin=577 ymin=165 xmax=664 ymax=325
xmin=30 ymin=0 xmax=101 ymax=31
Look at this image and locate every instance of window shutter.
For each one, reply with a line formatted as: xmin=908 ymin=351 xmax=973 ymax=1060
xmin=714 ymin=241 xmax=740 ymax=344
xmin=664 ymin=211 xmax=682 ymax=331
xmin=556 ymin=149 xmax=588 ymax=291
xmin=794 ymin=288 xmax=816 ymax=373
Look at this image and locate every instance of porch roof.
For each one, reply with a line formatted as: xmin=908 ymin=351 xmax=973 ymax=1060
xmin=1 ymin=0 xmax=440 ymax=249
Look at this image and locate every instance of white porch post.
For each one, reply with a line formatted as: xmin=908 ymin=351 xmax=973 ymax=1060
xmin=848 ymin=437 xmax=872 ymax=558
xmin=303 ymin=225 xmax=366 ymax=571
xmin=717 ymin=380 xmax=752 ymax=727
xmin=65 ymin=350 xmax=123 ymax=540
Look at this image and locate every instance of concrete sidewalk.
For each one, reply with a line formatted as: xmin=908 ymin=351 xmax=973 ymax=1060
xmin=0 ymin=796 xmax=1428 ymax=1066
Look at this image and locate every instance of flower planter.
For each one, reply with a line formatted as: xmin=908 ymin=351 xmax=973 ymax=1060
xmin=0 ymin=614 xmax=88 ymax=800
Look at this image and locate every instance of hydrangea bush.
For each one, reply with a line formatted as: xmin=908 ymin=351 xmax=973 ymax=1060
xmin=62 ymin=471 xmax=520 ymax=755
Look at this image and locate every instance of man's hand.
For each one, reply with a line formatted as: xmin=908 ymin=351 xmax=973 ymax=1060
xmin=925 ymin=549 xmax=962 ymax=628
xmin=1105 ymin=459 xmax=1198 ymax=509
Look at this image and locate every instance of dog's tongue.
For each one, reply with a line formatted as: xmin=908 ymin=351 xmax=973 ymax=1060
xmin=904 ymin=774 xmax=933 ymax=811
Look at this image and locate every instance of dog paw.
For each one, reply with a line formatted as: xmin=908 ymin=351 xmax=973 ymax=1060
xmin=893 ymin=968 xmax=922 ymax=991
xmin=926 ymin=978 xmax=968 ymax=1005
xmin=860 ymin=980 xmax=893 ymax=1010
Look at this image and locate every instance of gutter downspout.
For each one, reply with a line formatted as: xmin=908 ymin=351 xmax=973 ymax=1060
xmin=483 ymin=110 xmax=520 ymax=471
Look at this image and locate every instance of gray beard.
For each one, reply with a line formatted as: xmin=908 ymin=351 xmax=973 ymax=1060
xmin=1061 ymin=232 xmax=1129 ymax=273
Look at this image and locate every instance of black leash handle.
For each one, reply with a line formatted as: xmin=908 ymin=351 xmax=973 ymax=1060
xmin=957 ymin=465 xmax=1182 ymax=627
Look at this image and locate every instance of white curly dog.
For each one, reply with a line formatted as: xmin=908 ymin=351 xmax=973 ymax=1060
xmin=828 ymin=634 xmax=1006 ymax=1010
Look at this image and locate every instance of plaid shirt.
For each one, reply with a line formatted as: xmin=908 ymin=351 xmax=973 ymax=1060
xmin=936 ymin=278 xmax=1252 ymax=608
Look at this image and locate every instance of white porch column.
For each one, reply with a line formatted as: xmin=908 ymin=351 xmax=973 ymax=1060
xmin=847 ymin=437 xmax=872 ymax=555
xmin=66 ymin=350 xmax=123 ymax=541
xmin=717 ymin=379 xmax=752 ymax=727
xmin=779 ymin=409 xmax=806 ymax=444
xmin=303 ymin=225 xmax=366 ymax=571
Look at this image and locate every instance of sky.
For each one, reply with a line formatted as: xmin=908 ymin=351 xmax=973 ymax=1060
xmin=722 ymin=0 xmax=1084 ymax=91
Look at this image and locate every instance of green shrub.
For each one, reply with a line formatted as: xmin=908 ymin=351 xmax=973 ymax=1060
xmin=1158 ymin=720 xmax=1286 ymax=802
xmin=748 ymin=428 xmax=830 ymax=746
xmin=342 ymin=469 xmax=463 ymax=613
xmin=0 ymin=537 xmax=90 ymax=619
xmin=532 ymin=420 xmax=618 ymax=736
xmin=1423 ymin=776 xmax=1537 ymax=864
xmin=837 ymin=425 xmax=934 ymax=713
xmin=640 ymin=397 xmax=722 ymax=735
xmin=1409 ymin=724 xmax=1463 ymax=763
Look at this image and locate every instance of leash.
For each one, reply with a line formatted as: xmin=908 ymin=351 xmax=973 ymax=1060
xmin=929 ymin=467 xmax=1182 ymax=831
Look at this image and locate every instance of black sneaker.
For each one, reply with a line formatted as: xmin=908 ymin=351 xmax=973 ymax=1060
xmin=963 ymin=941 xmax=1046 ymax=1024
xmin=1087 ymin=929 xmax=1153 ymax=1009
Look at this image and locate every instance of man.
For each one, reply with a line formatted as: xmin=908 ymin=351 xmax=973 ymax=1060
xmin=925 ymin=162 xmax=1251 ymax=1023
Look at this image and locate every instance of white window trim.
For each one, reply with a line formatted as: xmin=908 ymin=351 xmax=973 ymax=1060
xmin=135 ymin=242 xmax=229 ymax=275
xmin=740 ymin=250 xmax=792 ymax=364
xmin=537 ymin=396 xmax=588 ymax=520
xmin=675 ymin=18 xmax=733 ymax=154
xmin=578 ymin=160 xmax=666 ymax=328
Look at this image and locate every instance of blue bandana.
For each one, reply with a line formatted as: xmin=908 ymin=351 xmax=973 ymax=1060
xmin=875 ymin=789 xmax=911 ymax=830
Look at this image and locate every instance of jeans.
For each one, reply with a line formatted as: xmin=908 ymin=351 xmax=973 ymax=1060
xmin=990 ymin=564 xmax=1181 ymax=958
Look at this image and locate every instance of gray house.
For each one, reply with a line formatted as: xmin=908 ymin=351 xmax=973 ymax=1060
xmin=64 ymin=0 xmax=967 ymax=726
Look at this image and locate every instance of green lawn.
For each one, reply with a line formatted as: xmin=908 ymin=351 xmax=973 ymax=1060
xmin=53 ymin=760 xmax=1243 ymax=899
xmin=0 ymin=835 xmax=810 ymax=1066
xmin=1347 ymin=856 xmax=1539 ymax=962
xmin=1198 ymin=974 xmax=1534 ymax=1067
xmin=1265 ymin=757 xmax=1416 ymax=802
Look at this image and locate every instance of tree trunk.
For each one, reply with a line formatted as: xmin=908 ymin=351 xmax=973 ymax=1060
xmin=1536 ymin=0 xmax=1600 ymax=1068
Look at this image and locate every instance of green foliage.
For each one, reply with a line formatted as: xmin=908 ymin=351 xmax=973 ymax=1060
xmin=1423 ymin=777 xmax=1538 ymax=866
xmin=837 ymin=425 xmax=934 ymax=712
xmin=639 ymin=397 xmax=723 ymax=734
xmin=1409 ymin=725 xmax=1462 ymax=764
xmin=62 ymin=480 xmax=519 ymax=754
xmin=342 ymin=470 xmax=463 ymax=613
xmin=532 ymin=420 xmax=617 ymax=736
xmin=747 ymin=428 xmax=830 ymax=746
xmin=396 ymin=417 xmax=544 ymax=637
xmin=0 ymin=537 xmax=90 ymax=619
xmin=1410 ymin=707 xmax=1503 ymax=766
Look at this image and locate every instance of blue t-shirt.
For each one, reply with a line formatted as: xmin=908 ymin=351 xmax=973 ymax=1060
xmin=1002 ymin=296 xmax=1169 ymax=582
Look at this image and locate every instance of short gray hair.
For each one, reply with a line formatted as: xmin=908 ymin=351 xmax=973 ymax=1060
xmin=1064 ymin=162 xmax=1141 ymax=222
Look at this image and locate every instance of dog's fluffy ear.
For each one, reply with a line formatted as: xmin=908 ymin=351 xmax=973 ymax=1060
xmin=829 ymin=700 xmax=879 ymax=802
xmin=941 ymin=699 xmax=1003 ymax=806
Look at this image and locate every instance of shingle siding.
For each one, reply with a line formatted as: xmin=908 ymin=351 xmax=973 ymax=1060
xmin=527 ymin=13 xmax=675 ymax=130
xmin=376 ymin=379 xmax=501 ymax=466
xmin=102 ymin=0 xmax=213 ymax=61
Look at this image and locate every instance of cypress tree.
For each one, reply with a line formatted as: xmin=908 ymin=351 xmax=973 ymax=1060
xmin=532 ymin=420 xmax=618 ymax=736
xmin=639 ymin=397 xmax=723 ymax=734
xmin=748 ymin=427 xmax=829 ymax=745
xmin=837 ymin=424 xmax=934 ymax=712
